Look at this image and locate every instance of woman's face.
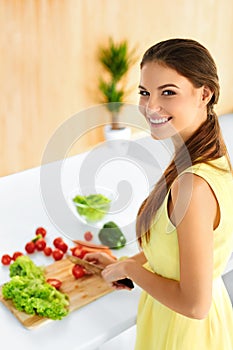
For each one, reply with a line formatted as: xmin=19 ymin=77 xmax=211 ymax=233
xmin=138 ymin=61 xmax=210 ymax=142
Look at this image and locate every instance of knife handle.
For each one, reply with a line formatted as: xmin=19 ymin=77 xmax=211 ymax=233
xmin=115 ymin=278 xmax=134 ymax=289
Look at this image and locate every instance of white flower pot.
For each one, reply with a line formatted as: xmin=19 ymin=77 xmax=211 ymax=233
xmin=103 ymin=125 xmax=131 ymax=141
xmin=103 ymin=125 xmax=131 ymax=155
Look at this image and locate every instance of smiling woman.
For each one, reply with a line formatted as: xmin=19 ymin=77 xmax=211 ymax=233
xmin=84 ymin=38 xmax=233 ymax=350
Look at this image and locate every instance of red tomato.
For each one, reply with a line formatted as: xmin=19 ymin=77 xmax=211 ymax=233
xmin=53 ymin=237 xmax=64 ymax=248
xmin=46 ymin=278 xmax=62 ymax=290
xmin=52 ymin=249 xmax=64 ymax=261
xmin=44 ymin=246 xmax=52 ymax=256
xmin=25 ymin=241 xmax=36 ymax=254
xmin=1 ymin=254 xmax=12 ymax=265
xmin=35 ymin=227 xmax=47 ymax=238
xmin=12 ymin=252 xmax=23 ymax=261
xmin=71 ymin=247 xmax=87 ymax=259
xmin=35 ymin=238 xmax=46 ymax=251
xmin=84 ymin=231 xmax=93 ymax=241
xmin=72 ymin=264 xmax=86 ymax=279
xmin=55 ymin=241 xmax=68 ymax=253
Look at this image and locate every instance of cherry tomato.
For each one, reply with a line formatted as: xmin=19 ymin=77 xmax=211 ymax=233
xmin=35 ymin=227 xmax=47 ymax=238
xmin=84 ymin=231 xmax=93 ymax=241
xmin=46 ymin=278 xmax=62 ymax=290
xmin=35 ymin=238 xmax=46 ymax=251
xmin=72 ymin=264 xmax=86 ymax=279
xmin=71 ymin=247 xmax=87 ymax=259
xmin=44 ymin=246 xmax=52 ymax=256
xmin=52 ymin=249 xmax=64 ymax=261
xmin=56 ymin=241 xmax=68 ymax=253
xmin=1 ymin=254 xmax=12 ymax=265
xmin=25 ymin=241 xmax=36 ymax=254
xmin=12 ymin=252 xmax=23 ymax=261
xmin=53 ymin=237 xmax=63 ymax=248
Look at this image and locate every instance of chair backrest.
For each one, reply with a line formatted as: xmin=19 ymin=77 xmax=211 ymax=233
xmin=218 ymin=113 xmax=233 ymax=162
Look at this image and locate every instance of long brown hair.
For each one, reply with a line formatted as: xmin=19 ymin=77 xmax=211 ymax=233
xmin=136 ymin=38 xmax=231 ymax=245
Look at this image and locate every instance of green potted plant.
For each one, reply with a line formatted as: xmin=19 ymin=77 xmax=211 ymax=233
xmin=98 ymin=38 xmax=137 ymax=137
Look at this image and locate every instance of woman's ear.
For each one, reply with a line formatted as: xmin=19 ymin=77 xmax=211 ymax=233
xmin=201 ymin=86 xmax=213 ymax=105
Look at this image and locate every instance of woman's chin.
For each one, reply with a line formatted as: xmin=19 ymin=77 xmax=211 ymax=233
xmin=150 ymin=129 xmax=174 ymax=140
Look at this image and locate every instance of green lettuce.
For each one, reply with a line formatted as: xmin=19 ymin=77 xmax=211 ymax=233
xmin=2 ymin=256 xmax=69 ymax=320
xmin=73 ymin=193 xmax=111 ymax=222
xmin=9 ymin=255 xmax=44 ymax=280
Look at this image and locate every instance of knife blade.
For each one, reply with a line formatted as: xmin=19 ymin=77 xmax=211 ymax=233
xmin=67 ymin=255 xmax=103 ymax=275
xmin=67 ymin=255 xmax=134 ymax=289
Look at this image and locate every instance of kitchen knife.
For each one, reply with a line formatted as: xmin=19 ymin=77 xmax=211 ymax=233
xmin=67 ymin=255 xmax=134 ymax=289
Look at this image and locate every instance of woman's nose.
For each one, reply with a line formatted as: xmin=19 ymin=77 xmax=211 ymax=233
xmin=146 ymin=97 xmax=162 ymax=114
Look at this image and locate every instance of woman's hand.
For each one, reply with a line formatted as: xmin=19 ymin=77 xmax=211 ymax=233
xmin=84 ymin=252 xmax=140 ymax=290
xmin=83 ymin=252 xmax=117 ymax=269
xmin=102 ymin=258 xmax=137 ymax=290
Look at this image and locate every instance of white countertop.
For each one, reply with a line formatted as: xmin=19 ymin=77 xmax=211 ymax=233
xmin=0 ymin=140 xmax=153 ymax=350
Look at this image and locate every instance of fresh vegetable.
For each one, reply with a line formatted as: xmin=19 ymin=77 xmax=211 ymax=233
xmin=72 ymin=264 xmax=86 ymax=279
xmin=72 ymin=240 xmax=117 ymax=259
xmin=43 ymin=246 xmax=52 ymax=256
xmin=46 ymin=278 xmax=62 ymax=290
xmin=84 ymin=231 xmax=93 ymax=241
xmin=2 ymin=256 xmax=69 ymax=320
xmin=73 ymin=193 xmax=111 ymax=222
xmin=53 ymin=238 xmax=68 ymax=253
xmin=1 ymin=227 xmax=71 ymax=267
xmin=73 ymin=240 xmax=110 ymax=250
xmin=71 ymin=247 xmax=88 ymax=259
xmin=53 ymin=237 xmax=63 ymax=248
xmin=25 ymin=241 xmax=36 ymax=254
xmin=98 ymin=221 xmax=126 ymax=249
xmin=1 ymin=254 xmax=12 ymax=265
xmin=59 ymin=242 xmax=68 ymax=253
xmin=9 ymin=255 xmax=44 ymax=279
xmin=52 ymin=249 xmax=64 ymax=261
xmin=35 ymin=238 xmax=46 ymax=251
xmin=36 ymin=227 xmax=47 ymax=238
xmin=2 ymin=277 xmax=69 ymax=320
xmin=12 ymin=252 xmax=24 ymax=261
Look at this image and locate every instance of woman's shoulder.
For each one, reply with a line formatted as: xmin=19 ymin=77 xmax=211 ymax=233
xmin=171 ymin=156 xmax=233 ymax=205
xmin=180 ymin=156 xmax=232 ymax=180
xmin=171 ymin=171 xmax=214 ymax=204
xmin=172 ymin=157 xmax=233 ymax=210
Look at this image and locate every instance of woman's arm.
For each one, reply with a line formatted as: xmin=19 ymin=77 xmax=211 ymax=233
xmin=102 ymin=173 xmax=217 ymax=319
xmin=129 ymin=251 xmax=147 ymax=265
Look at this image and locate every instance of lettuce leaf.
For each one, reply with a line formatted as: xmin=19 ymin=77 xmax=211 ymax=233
xmin=2 ymin=256 xmax=69 ymax=320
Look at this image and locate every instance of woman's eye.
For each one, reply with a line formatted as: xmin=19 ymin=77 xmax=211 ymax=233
xmin=139 ymin=90 xmax=149 ymax=96
xmin=162 ymin=90 xmax=175 ymax=96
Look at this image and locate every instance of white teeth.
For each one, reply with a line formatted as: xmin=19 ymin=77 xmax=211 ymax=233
xmin=149 ymin=117 xmax=168 ymax=124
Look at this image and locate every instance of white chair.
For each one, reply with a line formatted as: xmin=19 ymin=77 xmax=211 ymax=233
xmin=218 ymin=113 xmax=233 ymax=162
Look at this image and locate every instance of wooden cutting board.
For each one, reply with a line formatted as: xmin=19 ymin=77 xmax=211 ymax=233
xmin=0 ymin=258 xmax=113 ymax=329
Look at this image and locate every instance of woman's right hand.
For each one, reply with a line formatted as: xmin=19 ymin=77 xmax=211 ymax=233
xmin=83 ymin=252 xmax=117 ymax=269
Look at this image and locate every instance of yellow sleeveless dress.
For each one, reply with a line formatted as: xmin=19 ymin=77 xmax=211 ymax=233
xmin=135 ymin=157 xmax=233 ymax=350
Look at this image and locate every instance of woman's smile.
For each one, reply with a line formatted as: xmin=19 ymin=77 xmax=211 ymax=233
xmin=148 ymin=116 xmax=173 ymax=127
